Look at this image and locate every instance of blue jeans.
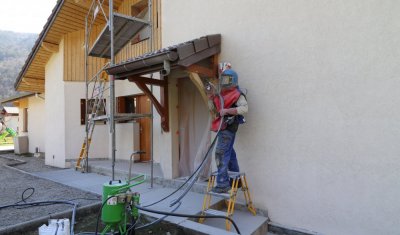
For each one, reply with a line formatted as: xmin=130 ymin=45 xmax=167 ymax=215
xmin=215 ymin=130 xmax=240 ymax=188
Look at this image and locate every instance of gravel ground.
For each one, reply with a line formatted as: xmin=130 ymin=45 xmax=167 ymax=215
xmin=0 ymin=153 xmax=101 ymax=232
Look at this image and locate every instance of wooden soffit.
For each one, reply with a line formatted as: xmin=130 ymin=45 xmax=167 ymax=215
xmin=16 ymin=0 xmax=124 ymax=92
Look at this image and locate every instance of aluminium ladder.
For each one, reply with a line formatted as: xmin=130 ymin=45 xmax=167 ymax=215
xmin=75 ymin=71 xmax=109 ymax=172
xmin=199 ymin=171 xmax=257 ymax=231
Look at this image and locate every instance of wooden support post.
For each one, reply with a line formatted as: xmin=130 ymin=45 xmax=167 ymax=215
xmin=188 ymin=72 xmax=209 ymax=106
xmin=129 ymin=75 xmax=169 ymax=132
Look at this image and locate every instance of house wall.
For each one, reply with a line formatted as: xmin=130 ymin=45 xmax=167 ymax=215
xmin=162 ymin=1 xmax=400 ymax=235
xmin=63 ymin=26 xmax=109 ymax=82
xmin=152 ymin=78 xmax=179 ymax=179
xmin=27 ymin=96 xmax=45 ymax=153
xmin=45 ymin=39 xmax=66 ymax=168
xmin=64 ymin=80 xmax=142 ymax=163
xmin=64 ymin=82 xmax=108 ymax=161
xmin=17 ymin=99 xmax=28 ymax=136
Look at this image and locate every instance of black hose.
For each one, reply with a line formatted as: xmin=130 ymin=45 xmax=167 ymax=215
xmin=168 ymin=131 xmax=218 ymax=207
xmin=134 ymin=201 xmax=181 ymax=231
xmin=126 ymin=214 xmax=141 ymax=234
xmin=168 ymin=91 xmax=225 ymax=207
xmin=143 ymin=91 xmax=225 ymax=208
xmin=21 ymin=187 xmax=35 ymax=203
xmin=143 ymin=131 xmax=219 ymax=208
xmin=95 ymin=195 xmax=122 ymax=235
xmin=0 ymin=200 xmax=78 ymax=235
xmin=135 ymin=204 xmax=241 ymax=234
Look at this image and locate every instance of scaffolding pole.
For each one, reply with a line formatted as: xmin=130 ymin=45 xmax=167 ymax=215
xmin=84 ymin=14 xmax=89 ymax=173
xmin=81 ymin=0 xmax=155 ymax=185
xmin=109 ymin=0 xmax=116 ymax=180
xmin=149 ymin=0 xmax=154 ymax=188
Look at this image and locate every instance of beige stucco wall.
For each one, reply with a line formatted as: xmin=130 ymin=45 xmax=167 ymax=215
xmin=45 ymin=39 xmax=66 ymax=168
xmin=162 ymin=1 xmax=400 ymax=235
xmin=27 ymin=96 xmax=45 ymax=153
xmin=17 ymin=99 xmax=28 ymax=136
xmin=152 ymin=77 xmax=180 ymax=179
xmin=64 ymin=79 xmax=143 ymax=163
xmin=64 ymin=82 xmax=108 ymax=161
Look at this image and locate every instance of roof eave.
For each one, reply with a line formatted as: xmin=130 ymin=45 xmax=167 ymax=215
xmin=0 ymin=93 xmax=36 ymax=104
xmin=14 ymin=0 xmax=65 ymax=90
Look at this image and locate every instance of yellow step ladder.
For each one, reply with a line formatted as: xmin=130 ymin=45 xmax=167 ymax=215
xmin=75 ymin=138 xmax=91 ymax=172
xmin=199 ymin=171 xmax=257 ymax=231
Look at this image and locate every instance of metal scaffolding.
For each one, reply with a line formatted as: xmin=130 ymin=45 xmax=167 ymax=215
xmin=78 ymin=0 xmax=154 ymax=185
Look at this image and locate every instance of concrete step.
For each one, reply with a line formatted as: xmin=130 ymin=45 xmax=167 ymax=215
xmin=204 ymin=208 xmax=229 ymax=217
xmin=63 ymin=160 xmax=269 ymax=235
xmin=207 ymin=190 xmax=231 ymax=199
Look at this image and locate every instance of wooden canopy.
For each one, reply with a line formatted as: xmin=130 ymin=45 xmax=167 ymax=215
xmin=106 ymin=34 xmax=221 ymax=131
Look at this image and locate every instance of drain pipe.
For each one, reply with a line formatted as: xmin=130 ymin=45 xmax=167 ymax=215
xmin=161 ymin=60 xmax=171 ymax=76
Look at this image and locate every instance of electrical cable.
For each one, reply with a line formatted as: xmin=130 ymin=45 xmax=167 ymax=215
xmin=168 ymin=84 xmax=225 ymax=207
xmin=135 ymin=204 xmax=241 ymax=234
xmin=142 ymin=132 xmax=218 ymax=208
xmin=94 ymin=196 xmax=182 ymax=234
xmin=94 ymin=195 xmax=118 ymax=235
xmin=131 ymin=80 xmax=236 ymax=234
xmin=21 ymin=187 xmax=35 ymax=203
xmin=0 ymin=200 xmax=78 ymax=235
xmin=0 ymin=188 xmax=103 ymax=235
xmin=134 ymin=201 xmax=182 ymax=231
xmin=125 ymin=214 xmax=141 ymax=234
xmin=142 ymin=82 xmax=225 ymax=208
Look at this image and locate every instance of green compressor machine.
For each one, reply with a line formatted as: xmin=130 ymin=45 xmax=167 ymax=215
xmin=100 ymin=174 xmax=145 ymax=235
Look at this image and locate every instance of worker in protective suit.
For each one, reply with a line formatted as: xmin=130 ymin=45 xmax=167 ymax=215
xmin=207 ymin=62 xmax=248 ymax=193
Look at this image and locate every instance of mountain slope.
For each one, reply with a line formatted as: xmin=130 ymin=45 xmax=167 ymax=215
xmin=0 ymin=30 xmax=37 ymax=100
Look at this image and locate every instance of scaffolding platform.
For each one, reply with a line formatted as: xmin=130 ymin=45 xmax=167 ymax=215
xmin=89 ymin=13 xmax=150 ymax=58
xmin=90 ymin=113 xmax=152 ymax=122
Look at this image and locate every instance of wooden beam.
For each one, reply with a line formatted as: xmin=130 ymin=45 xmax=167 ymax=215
xmin=211 ymin=54 xmax=219 ymax=77
xmin=127 ymin=75 xmax=167 ymax=86
xmin=63 ymin=3 xmax=107 ymax=25
xmin=68 ymin=0 xmax=111 ymax=17
xmin=22 ymin=77 xmax=45 ymax=85
xmin=186 ymin=64 xmax=216 ymax=78
xmin=188 ymin=72 xmax=208 ymax=106
xmin=159 ymin=75 xmax=169 ymax=132
xmin=17 ymin=83 xmax=44 ymax=93
xmin=130 ymin=76 xmax=170 ymax=132
xmin=131 ymin=0 xmax=148 ymax=16
xmin=41 ymin=41 xmax=59 ymax=53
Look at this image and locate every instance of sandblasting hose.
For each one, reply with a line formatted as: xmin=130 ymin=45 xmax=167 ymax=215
xmin=169 ymin=91 xmax=225 ymax=207
xmin=0 ymin=200 xmax=78 ymax=235
xmin=135 ymin=204 xmax=241 ymax=234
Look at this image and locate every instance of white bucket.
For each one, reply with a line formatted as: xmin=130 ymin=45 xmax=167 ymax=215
xmin=38 ymin=218 xmax=70 ymax=235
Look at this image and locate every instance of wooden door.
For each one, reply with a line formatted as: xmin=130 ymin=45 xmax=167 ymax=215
xmin=136 ymin=95 xmax=151 ymax=161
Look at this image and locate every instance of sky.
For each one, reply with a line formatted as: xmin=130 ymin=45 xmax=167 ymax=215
xmin=0 ymin=0 xmax=58 ymax=34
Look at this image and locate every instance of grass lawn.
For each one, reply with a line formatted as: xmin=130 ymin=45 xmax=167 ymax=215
xmin=0 ymin=137 xmax=14 ymax=145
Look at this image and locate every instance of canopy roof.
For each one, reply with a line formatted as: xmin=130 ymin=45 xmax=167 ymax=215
xmin=106 ymin=34 xmax=221 ymax=78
